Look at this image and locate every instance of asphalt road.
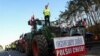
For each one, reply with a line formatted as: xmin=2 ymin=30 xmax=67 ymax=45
xmin=0 ymin=50 xmax=26 ymax=56
xmin=0 ymin=45 xmax=100 ymax=56
xmin=85 ymin=44 xmax=100 ymax=56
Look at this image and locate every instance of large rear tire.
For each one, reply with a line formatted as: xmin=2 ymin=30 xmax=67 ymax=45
xmin=32 ymin=35 xmax=48 ymax=56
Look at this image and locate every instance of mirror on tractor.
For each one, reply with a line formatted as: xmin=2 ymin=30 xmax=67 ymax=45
xmin=28 ymin=20 xmax=35 ymax=26
xmin=28 ymin=20 xmax=31 ymax=25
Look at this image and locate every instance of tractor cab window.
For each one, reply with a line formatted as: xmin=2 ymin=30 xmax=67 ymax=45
xmin=70 ymin=27 xmax=85 ymax=36
xmin=36 ymin=20 xmax=44 ymax=31
xmin=36 ymin=24 xmax=43 ymax=31
xmin=70 ymin=28 xmax=78 ymax=36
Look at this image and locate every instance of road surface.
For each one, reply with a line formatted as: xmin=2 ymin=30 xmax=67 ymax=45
xmin=86 ymin=45 xmax=100 ymax=56
xmin=0 ymin=45 xmax=100 ymax=56
xmin=0 ymin=50 xmax=26 ymax=56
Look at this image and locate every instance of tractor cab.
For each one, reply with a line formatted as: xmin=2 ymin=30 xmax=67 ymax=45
xmin=69 ymin=25 xmax=96 ymax=49
xmin=70 ymin=26 xmax=85 ymax=36
xmin=28 ymin=19 xmax=62 ymax=37
xmin=28 ymin=19 xmax=45 ymax=32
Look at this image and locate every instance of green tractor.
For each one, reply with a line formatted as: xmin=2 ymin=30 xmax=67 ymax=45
xmin=23 ymin=19 xmax=97 ymax=56
xmin=69 ymin=24 xmax=100 ymax=50
xmin=23 ymin=19 xmax=70 ymax=56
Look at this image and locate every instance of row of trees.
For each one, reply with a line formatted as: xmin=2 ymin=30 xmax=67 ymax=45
xmin=59 ymin=0 xmax=100 ymax=34
xmin=0 ymin=45 xmax=3 ymax=49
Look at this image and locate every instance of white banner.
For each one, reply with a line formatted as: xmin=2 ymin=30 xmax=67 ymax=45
xmin=53 ymin=36 xmax=85 ymax=49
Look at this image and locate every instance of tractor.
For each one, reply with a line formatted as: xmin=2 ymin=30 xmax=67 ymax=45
xmin=22 ymin=19 xmax=71 ymax=56
xmin=20 ymin=18 xmax=100 ymax=56
xmin=69 ymin=25 xmax=100 ymax=50
xmin=21 ymin=18 xmax=90 ymax=56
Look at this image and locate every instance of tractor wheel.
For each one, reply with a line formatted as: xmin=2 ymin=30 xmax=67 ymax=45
xmin=32 ymin=35 xmax=48 ymax=56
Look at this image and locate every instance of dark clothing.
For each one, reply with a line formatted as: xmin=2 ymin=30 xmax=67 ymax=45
xmin=44 ymin=15 xmax=50 ymax=26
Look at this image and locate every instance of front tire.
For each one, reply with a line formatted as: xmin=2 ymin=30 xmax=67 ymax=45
xmin=32 ymin=35 xmax=48 ymax=56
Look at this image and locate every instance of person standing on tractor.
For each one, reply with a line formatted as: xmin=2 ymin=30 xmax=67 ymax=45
xmin=43 ymin=4 xmax=50 ymax=26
